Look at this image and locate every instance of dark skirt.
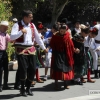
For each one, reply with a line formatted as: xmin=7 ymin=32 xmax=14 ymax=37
xmin=50 ymin=51 xmax=74 ymax=80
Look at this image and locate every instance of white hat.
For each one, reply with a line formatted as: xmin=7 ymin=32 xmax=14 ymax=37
xmin=0 ymin=21 xmax=9 ymax=26
xmin=13 ymin=18 xmax=18 ymax=22
xmin=80 ymin=24 xmax=87 ymax=29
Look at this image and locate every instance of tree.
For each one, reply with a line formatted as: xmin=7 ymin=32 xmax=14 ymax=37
xmin=0 ymin=0 xmax=14 ymax=61
xmin=11 ymin=0 xmax=100 ymax=26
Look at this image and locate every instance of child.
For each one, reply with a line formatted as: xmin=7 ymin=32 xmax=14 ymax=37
xmin=50 ymin=24 xmax=77 ymax=90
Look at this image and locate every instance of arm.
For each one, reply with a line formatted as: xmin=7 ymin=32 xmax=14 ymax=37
xmin=10 ymin=23 xmax=23 ymax=40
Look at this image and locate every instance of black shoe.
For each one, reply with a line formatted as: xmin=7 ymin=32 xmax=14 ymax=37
xmin=3 ymin=84 xmax=10 ymax=90
xmin=77 ymin=82 xmax=83 ymax=85
xmin=20 ymin=89 xmax=27 ymax=97
xmin=26 ymin=88 xmax=33 ymax=96
xmin=0 ymin=86 xmax=2 ymax=92
xmin=14 ymin=85 xmax=20 ymax=90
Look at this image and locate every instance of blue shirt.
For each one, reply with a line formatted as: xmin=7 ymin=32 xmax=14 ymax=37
xmin=44 ymin=31 xmax=53 ymax=52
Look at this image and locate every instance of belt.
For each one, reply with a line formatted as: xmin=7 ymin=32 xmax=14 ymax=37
xmin=0 ymin=50 xmax=6 ymax=52
xmin=95 ymin=40 xmax=100 ymax=44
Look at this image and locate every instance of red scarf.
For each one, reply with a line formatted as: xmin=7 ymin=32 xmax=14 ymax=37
xmin=50 ymin=32 xmax=74 ymax=67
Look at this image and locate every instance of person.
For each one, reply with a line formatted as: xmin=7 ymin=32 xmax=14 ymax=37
xmin=72 ymin=24 xmax=90 ymax=85
xmin=91 ymin=21 xmax=100 ymax=78
xmin=43 ymin=24 xmax=59 ymax=81
xmin=84 ymin=27 xmax=98 ymax=83
xmin=50 ymin=24 xmax=79 ymax=90
xmin=34 ymin=22 xmax=45 ymax=83
xmin=0 ymin=21 xmax=10 ymax=92
xmin=71 ymin=20 xmax=81 ymax=37
xmin=10 ymin=10 xmax=48 ymax=97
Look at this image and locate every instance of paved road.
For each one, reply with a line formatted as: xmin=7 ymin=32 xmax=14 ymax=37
xmin=0 ymin=68 xmax=100 ymax=100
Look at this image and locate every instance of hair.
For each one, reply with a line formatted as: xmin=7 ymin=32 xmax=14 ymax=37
xmin=22 ymin=10 xmax=32 ymax=18
xmin=90 ymin=28 xmax=98 ymax=35
xmin=59 ymin=24 xmax=67 ymax=30
xmin=81 ymin=27 xmax=89 ymax=34
xmin=52 ymin=24 xmax=59 ymax=31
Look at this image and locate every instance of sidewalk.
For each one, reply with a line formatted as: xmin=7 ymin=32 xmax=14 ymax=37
xmin=0 ymin=68 xmax=100 ymax=100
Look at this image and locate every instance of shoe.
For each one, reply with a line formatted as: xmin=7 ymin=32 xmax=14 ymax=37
xmin=43 ymin=76 xmax=47 ymax=81
xmin=81 ymin=79 xmax=86 ymax=83
xmin=37 ymin=79 xmax=44 ymax=83
xmin=14 ymin=85 xmax=20 ymax=90
xmin=31 ymin=81 xmax=36 ymax=85
xmin=20 ymin=89 xmax=27 ymax=97
xmin=0 ymin=86 xmax=2 ymax=92
xmin=3 ymin=84 xmax=10 ymax=90
xmin=54 ymin=85 xmax=60 ymax=91
xmin=64 ymin=85 xmax=70 ymax=89
xmin=26 ymin=88 xmax=33 ymax=96
xmin=77 ymin=82 xmax=83 ymax=85
xmin=87 ymin=80 xmax=95 ymax=83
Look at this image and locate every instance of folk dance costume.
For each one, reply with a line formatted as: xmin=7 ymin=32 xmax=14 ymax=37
xmin=10 ymin=20 xmax=46 ymax=96
xmin=72 ymin=34 xmax=87 ymax=84
xmin=50 ymin=31 xmax=74 ymax=89
xmin=84 ymin=36 xmax=95 ymax=82
xmin=89 ymin=24 xmax=100 ymax=78
xmin=35 ymin=32 xmax=45 ymax=83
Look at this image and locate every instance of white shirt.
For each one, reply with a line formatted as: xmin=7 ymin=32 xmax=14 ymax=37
xmin=94 ymin=24 xmax=100 ymax=40
xmin=75 ymin=28 xmax=81 ymax=35
xmin=84 ymin=36 xmax=96 ymax=50
xmin=10 ymin=20 xmax=46 ymax=50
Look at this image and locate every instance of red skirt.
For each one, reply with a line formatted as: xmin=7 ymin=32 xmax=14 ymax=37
xmin=50 ymin=68 xmax=74 ymax=80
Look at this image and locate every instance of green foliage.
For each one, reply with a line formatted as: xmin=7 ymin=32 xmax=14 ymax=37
xmin=0 ymin=0 xmax=14 ymax=61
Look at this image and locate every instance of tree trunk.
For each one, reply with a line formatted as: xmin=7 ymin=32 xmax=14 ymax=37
xmin=50 ymin=0 xmax=69 ymax=27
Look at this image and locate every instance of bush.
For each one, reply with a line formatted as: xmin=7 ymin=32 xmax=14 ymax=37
xmin=0 ymin=0 xmax=14 ymax=61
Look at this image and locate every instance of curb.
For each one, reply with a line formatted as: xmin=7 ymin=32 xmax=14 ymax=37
xmin=8 ymin=60 xmax=18 ymax=71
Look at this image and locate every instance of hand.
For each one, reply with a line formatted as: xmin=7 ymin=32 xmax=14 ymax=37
xmin=48 ymin=37 xmax=52 ymax=42
xmin=44 ymin=49 xmax=48 ymax=53
xmin=41 ymin=36 xmax=44 ymax=39
xmin=74 ymin=48 xmax=80 ymax=54
xmin=21 ymin=28 xmax=27 ymax=34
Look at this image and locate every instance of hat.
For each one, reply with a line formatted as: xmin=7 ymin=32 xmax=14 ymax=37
xmin=0 ymin=21 xmax=9 ymax=26
xmin=80 ymin=24 xmax=87 ymax=29
xmin=13 ymin=18 xmax=18 ymax=22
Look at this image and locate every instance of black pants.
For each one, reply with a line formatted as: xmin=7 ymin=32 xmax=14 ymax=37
xmin=17 ymin=54 xmax=36 ymax=82
xmin=0 ymin=51 xmax=8 ymax=86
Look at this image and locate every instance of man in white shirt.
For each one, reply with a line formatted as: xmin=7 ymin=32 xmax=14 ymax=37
xmin=10 ymin=10 xmax=48 ymax=97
